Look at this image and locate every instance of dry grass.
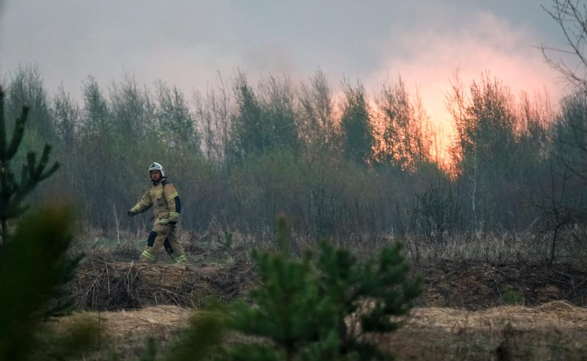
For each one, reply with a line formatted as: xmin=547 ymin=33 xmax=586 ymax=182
xmin=69 ymin=248 xmax=587 ymax=312
xmin=48 ymin=306 xmax=190 ymax=359
xmin=73 ymin=226 xmax=587 ymax=268
xmin=408 ymin=301 xmax=587 ymax=330
xmin=50 ymin=302 xmax=587 ymax=361
xmin=64 ymin=227 xmax=587 ymax=359
xmin=69 ymin=260 xmax=257 ymax=310
xmin=54 ymin=305 xmax=190 ymax=339
xmin=382 ymin=301 xmax=587 ymax=361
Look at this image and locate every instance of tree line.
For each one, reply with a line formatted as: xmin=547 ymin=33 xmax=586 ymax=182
xmin=2 ymin=65 xmax=586 ymax=244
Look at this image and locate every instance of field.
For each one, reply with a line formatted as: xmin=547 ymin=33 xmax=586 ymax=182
xmin=50 ymin=231 xmax=587 ymax=361
xmin=54 ymin=301 xmax=587 ymax=360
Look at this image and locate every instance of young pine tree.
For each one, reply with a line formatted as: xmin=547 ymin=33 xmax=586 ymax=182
xmin=0 ymin=207 xmax=83 ymax=361
xmin=225 ymin=219 xmax=421 ymax=361
xmin=0 ymin=85 xmax=59 ymax=244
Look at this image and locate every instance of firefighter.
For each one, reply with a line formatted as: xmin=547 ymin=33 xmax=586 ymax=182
xmin=128 ymin=162 xmax=187 ymax=264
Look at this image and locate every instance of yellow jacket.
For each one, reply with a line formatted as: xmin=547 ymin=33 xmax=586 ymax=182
xmin=130 ymin=179 xmax=181 ymax=224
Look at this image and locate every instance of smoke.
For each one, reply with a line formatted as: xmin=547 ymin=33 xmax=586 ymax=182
xmin=368 ymin=12 xmax=564 ymax=128
xmin=0 ymin=0 xmax=566 ymax=113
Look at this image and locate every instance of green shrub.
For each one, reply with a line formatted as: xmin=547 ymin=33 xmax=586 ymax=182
xmin=223 ymin=238 xmax=421 ymax=360
xmin=502 ymin=285 xmax=523 ymax=305
xmin=0 ymin=207 xmax=83 ymax=361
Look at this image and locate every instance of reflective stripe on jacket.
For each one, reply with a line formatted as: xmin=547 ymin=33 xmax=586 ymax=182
xmin=130 ymin=179 xmax=181 ymax=224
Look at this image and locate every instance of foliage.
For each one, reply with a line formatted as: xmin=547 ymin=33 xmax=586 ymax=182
xmin=298 ymin=70 xmax=338 ymax=159
xmin=43 ymin=315 xmax=103 ymax=361
xmin=0 ymin=206 xmax=83 ymax=361
xmin=448 ymin=73 xmax=550 ymax=231
xmin=0 ymin=78 xmax=86 ymax=361
xmin=162 ymin=307 xmax=228 ymax=361
xmin=376 ymin=77 xmax=432 ymax=169
xmin=155 ymin=81 xmax=201 ymax=155
xmin=0 ymin=66 xmax=575 ymax=256
xmin=412 ymin=182 xmax=461 ymax=244
xmin=229 ymin=73 xmax=300 ymax=162
xmin=4 ymin=65 xmax=55 ymax=139
xmin=501 ymin=285 xmax=523 ymax=305
xmin=225 ymin=232 xmax=421 ymax=360
xmin=129 ymin=217 xmax=420 ymax=361
xmin=552 ymin=93 xmax=587 ymax=182
xmin=340 ymin=81 xmax=374 ymax=166
xmin=0 ymin=85 xmax=59 ymax=243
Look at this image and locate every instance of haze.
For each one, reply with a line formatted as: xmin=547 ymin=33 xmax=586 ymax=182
xmin=0 ymin=0 xmax=568 ymax=129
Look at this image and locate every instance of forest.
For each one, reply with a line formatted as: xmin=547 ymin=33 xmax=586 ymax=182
xmin=2 ymin=62 xmax=584 ymax=262
xmin=3 ymin=0 xmax=587 ymax=359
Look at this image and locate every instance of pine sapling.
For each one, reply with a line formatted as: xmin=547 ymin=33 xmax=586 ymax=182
xmin=0 ymin=85 xmax=59 ymax=244
xmin=225 ymin=217 xmax=422 ymax=361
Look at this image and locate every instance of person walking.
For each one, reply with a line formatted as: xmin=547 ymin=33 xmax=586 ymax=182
xmin=128 ymin=162 xmax=187 ymax=264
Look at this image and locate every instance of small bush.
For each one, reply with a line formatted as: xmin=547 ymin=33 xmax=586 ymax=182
xmin=223 ymin=235 xmax=421 ymax=360
xmin=0 ymin=207 xmax=83 ymax=361
xmin=502 ymin=285 xmax=523 ymax=305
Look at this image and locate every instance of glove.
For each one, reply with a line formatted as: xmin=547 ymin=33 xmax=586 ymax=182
xmin=127 ymin=210 xmax=135 ymax=217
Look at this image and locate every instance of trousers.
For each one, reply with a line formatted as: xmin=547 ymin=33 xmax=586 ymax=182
xmin=140 ymin=223 xmax=186 ymax=264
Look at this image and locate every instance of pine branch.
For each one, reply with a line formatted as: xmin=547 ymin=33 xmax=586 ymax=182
xmin=6 ymin=107 xmax=28 ymax=160
xmin=0 ymin=85 xmax=60 ymax=243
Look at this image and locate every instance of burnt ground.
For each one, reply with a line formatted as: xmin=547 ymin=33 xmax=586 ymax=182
xmin=414 ymin=260 xmax=587 ymax=310
xmin=69 ymin=257 xmax=587 ymax=311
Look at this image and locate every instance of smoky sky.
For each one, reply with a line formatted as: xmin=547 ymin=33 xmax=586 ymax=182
xmin=0 ymin=0 xmax=569 ymax=120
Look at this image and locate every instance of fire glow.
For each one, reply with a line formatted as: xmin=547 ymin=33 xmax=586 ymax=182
xmin=367 ymin=12 xmax=565 ymax=166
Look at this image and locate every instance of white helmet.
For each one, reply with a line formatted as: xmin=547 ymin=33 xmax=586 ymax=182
xmin=148 ymin=162 xmax=165 ymax=177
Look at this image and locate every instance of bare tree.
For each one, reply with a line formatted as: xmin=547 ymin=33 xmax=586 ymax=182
xmin=375 ymin=76 xmax=432 ymax=170
xmin=538 ymin=3 xmax=587 ymax=261
xmin=298 ymin=70 xmax=338 ymax=160
xmin=52 ymin=85 xmax=79 ymax=148
xmin=193 ymin=72 xmax=232 ymax=162
xmin=542 ymin=0 xmax=587 ymax=91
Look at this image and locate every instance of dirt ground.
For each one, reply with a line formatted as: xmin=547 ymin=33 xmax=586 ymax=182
xmin=414 ymin=259 xmax=587 ymax=309
xmin=60 ymin=258 xmax=587 ymax=360
xmin=69 ymin=258 xmax=587 ymax=311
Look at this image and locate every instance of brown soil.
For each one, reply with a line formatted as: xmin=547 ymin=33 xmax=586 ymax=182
xmin=70 ymin=258 xmax=587 ymax=311
xmin=415 ymin=260 xmax=587 ymax=310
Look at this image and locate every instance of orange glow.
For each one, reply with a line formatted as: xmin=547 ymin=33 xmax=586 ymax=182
xmin=366 ymin=12 xmax=565 ymax=170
